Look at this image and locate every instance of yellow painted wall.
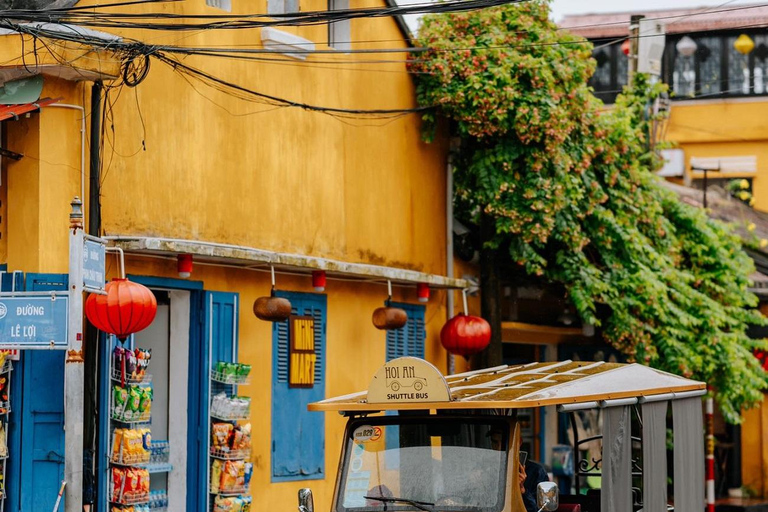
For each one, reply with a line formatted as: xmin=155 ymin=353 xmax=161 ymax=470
xmin=665 ymin=98 xmax=768 ymax=212
xmin=741 ymin=394 xmax=768 ymax=498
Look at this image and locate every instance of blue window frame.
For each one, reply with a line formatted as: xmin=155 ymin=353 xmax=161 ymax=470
xmin=385 ymin=302 xmax=426 ymax=361
xmin=271 ymin=291 xmax=326 ymax=482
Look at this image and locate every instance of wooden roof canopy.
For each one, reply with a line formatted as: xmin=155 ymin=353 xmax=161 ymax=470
xmin=309 ymin=360 xmax=706 ymax=413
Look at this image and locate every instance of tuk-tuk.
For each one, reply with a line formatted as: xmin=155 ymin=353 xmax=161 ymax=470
xmin=303 ymin=357 xmax=706 ymax=512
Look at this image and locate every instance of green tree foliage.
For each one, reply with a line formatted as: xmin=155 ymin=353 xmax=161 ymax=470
xmin=409 ymin=0 xmax=768 ymax=421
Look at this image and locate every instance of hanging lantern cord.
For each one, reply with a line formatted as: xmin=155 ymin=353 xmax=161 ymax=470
xmin=270 ymin=265 xmax=276 ymax=294
xmin=386 ymin=280 xmax=393 ymax=306
xmin=462 ymin=288 xmax=469 ymax=316
xmin=105 ymin=246 xmax=126 ymax=279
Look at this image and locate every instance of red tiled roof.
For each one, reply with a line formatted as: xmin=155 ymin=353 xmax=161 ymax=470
xmin=558 ymin=4 xmax=768 ymax=39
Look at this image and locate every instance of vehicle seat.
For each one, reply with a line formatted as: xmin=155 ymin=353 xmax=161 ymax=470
xmin=557 ymin=505 xmax=581 ymax=512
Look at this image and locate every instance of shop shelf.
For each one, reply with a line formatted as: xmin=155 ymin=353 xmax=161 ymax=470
xmin=111 ymin=409 xmax=151 ymax=424
xmin=111 ymin=369 xmax=152 ymax=385
xmin=210 ymin=370 xmax=250 ymax=385
xmin=210 ymin=411 xmax=250 ymax=422
xmin=110 ymin=492 xmax=150 ymax=506
xmin=210 ymin=447 xmax=251 ymax=460
xmin=211 ymin=487 xmax=249 ymax=497
xmin=111 ymin=452 xmax=151 ymax=466
xmin=143 ymin=462 xmax=173 ymax=473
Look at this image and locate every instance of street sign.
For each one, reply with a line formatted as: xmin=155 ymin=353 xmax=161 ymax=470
xmin=0 ymin=294 xmax=69 ymax=349
xmin=83 ymin=237 xmax=106 ymax=291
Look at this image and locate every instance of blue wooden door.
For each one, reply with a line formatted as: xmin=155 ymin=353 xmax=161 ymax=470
xmin=20 ymin=273 xmax=67 ymax=511
xmin=271 ymin=291 xmax=326 ymax=482
xmin=189 ymin=291 xmax=238 ymax=512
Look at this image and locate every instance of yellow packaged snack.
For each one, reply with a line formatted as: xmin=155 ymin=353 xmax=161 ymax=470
xmin=210 ymin=459 xmax=222 ymax=494
xmin=111 ymin=429 xmax=124 ymax=462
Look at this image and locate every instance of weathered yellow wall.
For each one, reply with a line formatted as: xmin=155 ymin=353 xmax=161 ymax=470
xmin=121 ymin=253 xmax=451 ymax=511
xmin=666 ymin=98 xmax=768 ymax=212
xmin=5 ymin=77 xmax=88 ymax=273
xmin=74 ymin=0 xmax=450 ymax=276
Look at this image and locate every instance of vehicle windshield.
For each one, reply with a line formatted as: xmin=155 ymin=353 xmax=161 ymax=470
xmin=338 ymin=417 xmax=509 ymax=512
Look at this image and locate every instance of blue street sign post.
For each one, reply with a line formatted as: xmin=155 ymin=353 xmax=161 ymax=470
xmin=0 ymin=294 xmax=69 ymax=349
xmin=83 ymin=236 xmax=106 ymax=292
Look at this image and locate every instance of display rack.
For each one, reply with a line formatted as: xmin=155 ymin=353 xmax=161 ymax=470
xmin=108 ymin=341 xmax=172 ymax=512
xmin=0 ymin=357 xmax=13 ymax=511
xmin=207 ymin=361 xmax=252 ymax=512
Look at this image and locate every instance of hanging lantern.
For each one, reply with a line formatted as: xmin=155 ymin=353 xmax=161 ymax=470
xmin=621 ymin=39 xmax=631 ymax=57
xmin=85 ymin=278 xmax=158 ymax=341
xmin=254 ymin=266 xmax=292 ymax=322
xmin=372 ymin=280 xmax=407 ymax=330
xmin=312 ymin=270 xmax=326 ymax=292
xmin=416 ymin=283 xmax=430 ymax=303
xmin=440 ymin=313 xmax=491 ymax=360
xmin=177 ymin=254 xmax=193 ymax=278
xmin=676 ymin=36 xmax=698 ymax=58
xmin=372 ymin=302 xmax=408 ymax=330
xmin=734 ymin=33 xmax=755 ymax=55
xmin=253 ymin=291 xmax=292 ymax=322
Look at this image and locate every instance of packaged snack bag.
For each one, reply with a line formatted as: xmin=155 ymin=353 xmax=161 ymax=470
xmin=211 ymin=392 xmax=227 ymax=417
xmin=223 ymin=362 xmax=238 ymax=380
xmin=125 ymin=350 xmax=137 ymax=379
xmin=236 ymin=363 xmax=252 ymax=378
xmin=139 ymin=387 xmax=153 ymax=415
xmin=210 ymin=459 xmax=222 ymax=494
xmin=239 ymin=423 xmax=252 ymax=451
xmin=111 ymin=429 xmax=125 ymax=462
xmin=244 ymin=462 xmax=253 ymax=487
xmin=111 ymin=467 xmax=125 ymax=501
xmin=215 ymin=361 xmax=227 ymax=376
xmin=212 ymin=423 xmax=233 ymax=450
xmin=231 ymin=426 xmax=243 ymax=451
xmin=0 ymin=424 xmax=8 ymax=458
xmin=127 ymin=386 xmax=142 ymax=421
xmin=141 ymin=428 xmax=152 ymax=453
xmin=138 ymin=469 xmax=150 ymax=494
xmin=230 ymin=497 xmax=244 ymax=512
xmin=241 ymin=495 xmax=253 ymax=512
xmin=123 ymin=468 xmax=139 ymax=500
xmin=213 ymin=496 xmax=234 ymax=512
xmin=220 ymin=461 xmax=241 ymax=492
xmin=113 ymin=386 xmax=128 ymax=418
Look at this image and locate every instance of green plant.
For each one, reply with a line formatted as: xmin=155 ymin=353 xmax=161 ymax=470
xmin=410 ymin=0 xmax=768 ymax=422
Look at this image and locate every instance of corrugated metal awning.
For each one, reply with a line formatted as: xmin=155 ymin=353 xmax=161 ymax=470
xmin=0 ymin=97 xmax=60 ymax=122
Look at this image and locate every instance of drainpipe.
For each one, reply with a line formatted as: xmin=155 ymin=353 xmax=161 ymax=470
xmin=446 ymin=152 xmax=455 ymax=375
xmin=83 ymin=80 xmax=102 ymax=509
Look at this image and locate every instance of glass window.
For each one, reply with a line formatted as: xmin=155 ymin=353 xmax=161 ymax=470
xmin=753 ymin=35 xmax=768 ymax=94
xmin=338 ymin=418 xmax=509 ymax=512
xmin=673 ymin=51 xmax=695 ymax=97
xmin=696 ymin=37 xmax=721 ymax=95
xmin=727 ymin=35 xmax=751 ymax=95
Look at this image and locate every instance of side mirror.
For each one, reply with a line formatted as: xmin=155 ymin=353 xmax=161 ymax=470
xmin=299 ymin=488 xmax=315 ymax=512
xmin=536 ymin=482 xmax=559 ymax=512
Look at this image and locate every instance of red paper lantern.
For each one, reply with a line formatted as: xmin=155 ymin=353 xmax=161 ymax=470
xmin=177 ymin=254 xmax=193 ymax=278
xmin=312 ymin=270 xmax=327 ymax=292
xmin=85 ymin=278 xmax=158 ymax=341
xmin=440 ymin=313 xmax=491 ymax=360
xmin=417 ymin=283 xmax=430 ymax=303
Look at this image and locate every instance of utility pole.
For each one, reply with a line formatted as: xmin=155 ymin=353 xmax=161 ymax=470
xmin=628 ymin=15 xmax=645 ymax=83
xmin=66 ymin=197 xmax=85 ymax=512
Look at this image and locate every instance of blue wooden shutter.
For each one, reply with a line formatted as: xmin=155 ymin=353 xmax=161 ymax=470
xmin=271 ymin=291 xmax=326 ymax=481
xmin=385 ymin=302 xmax=425 ymax=360
xmin=14 ymin=273 xmax=68 ymax=511
xmin=193 ymin=291 xmax=239 ymax=511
